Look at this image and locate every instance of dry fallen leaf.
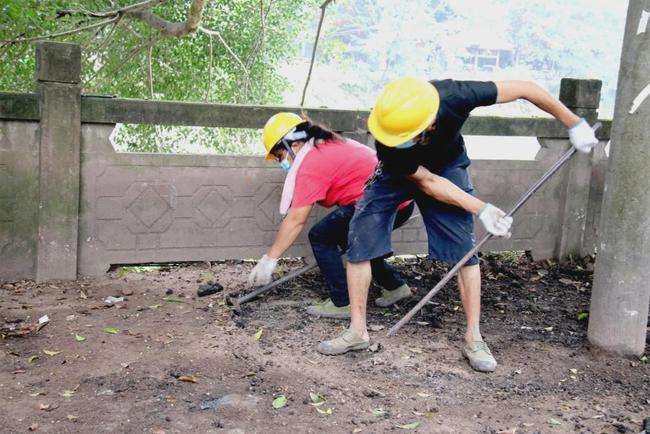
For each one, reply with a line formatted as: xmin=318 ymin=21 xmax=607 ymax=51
xmin=416 ymin=392 xmax=431 ymax=398
xmin=396 ymin=422 xmax=420 ymax=430
xmin=162 ymin=296 xmax=186 ymax=303
xmin=254 ymin=329 xmax=263 ymax=341
xmin=309 ymin=392 xmax=326 ymax=404
xmin=62 ymin=390 xmax=75 ymax=398
xmin=66 ymin=415 xmax=78 ymax=422
xmin=177 ymin=375 xmax=198 ymax=383
xmin=316 ymin=407 xmax=332 ymax=415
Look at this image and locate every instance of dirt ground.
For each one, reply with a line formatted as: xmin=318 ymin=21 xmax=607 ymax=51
xmin=1 ymin=253 xmax=648 ymax=434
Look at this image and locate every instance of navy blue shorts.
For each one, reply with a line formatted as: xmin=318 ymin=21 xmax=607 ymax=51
xmin=347 ymin=152 xmax=478 ymax=266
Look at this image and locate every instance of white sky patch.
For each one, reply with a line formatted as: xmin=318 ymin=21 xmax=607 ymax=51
xmin=629 ymin=83 xmax=650 ymax=114
xmin=637 ymin=10 xmax=650 ymax=34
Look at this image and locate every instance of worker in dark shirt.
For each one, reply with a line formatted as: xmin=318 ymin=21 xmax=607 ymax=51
xmin=317 ymin=77 xmax=599 ymax=372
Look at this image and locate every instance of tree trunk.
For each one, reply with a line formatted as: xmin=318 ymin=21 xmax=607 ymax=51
xmin=588 ymin=0 xmax=650 ymax=355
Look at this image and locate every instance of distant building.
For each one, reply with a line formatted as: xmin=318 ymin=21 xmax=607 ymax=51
xmin=450 ymin=31 xmax=515 ymax=71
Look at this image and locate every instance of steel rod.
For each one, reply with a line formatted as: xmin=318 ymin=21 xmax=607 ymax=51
xmin=237 ymin=262 xmax=319 ymax=304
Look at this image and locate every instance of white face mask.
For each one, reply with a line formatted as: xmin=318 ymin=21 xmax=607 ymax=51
xmin=280 ymin=157 xmax=291 ymax=172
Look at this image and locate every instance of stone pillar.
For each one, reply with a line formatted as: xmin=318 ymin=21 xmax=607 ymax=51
xmin=555 ymin=78 xmax=602 ymax=259
xmin=35 ymin=42 xmax=81 ymax=282
xmin=588 ymin=1 xmax=650 ymax=355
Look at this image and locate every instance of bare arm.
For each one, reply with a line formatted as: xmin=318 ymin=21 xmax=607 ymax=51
xmin=407 ymin=166 xmax=485 ymax=215
xmin=495 ymin=80 xmax=580 ymax=128
xmin=268 ymin=205 xmax=313 ymax=258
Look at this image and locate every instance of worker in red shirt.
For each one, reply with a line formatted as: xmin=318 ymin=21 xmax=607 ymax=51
xmin=247 ymin=112 xmax=414 ymax=318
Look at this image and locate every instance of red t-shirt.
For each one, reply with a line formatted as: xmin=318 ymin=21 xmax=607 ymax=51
xmin=291 ymin=138 xmax=377 ymax=209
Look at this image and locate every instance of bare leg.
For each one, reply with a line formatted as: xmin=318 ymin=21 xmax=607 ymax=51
xmin=347 ymin=260 xmax=371 ymax=340
xmin=457 ymin=264 xmax=482 ymax=343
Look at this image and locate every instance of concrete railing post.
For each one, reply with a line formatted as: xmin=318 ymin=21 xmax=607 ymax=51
xmin=35 ymin=42 xmax=81 ymax=281
xmin=555 ymin=78 xmax=602 ymax=259
xmin=588 ymin=1 xmax=650 ymax=356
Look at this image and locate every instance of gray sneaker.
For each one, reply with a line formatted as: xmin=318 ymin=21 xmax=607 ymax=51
xmin=375 ymin=283 xmax=412 ymax=307
xmin=317 ymin=328 xmax=370 ymax=355
xmin=306 ymin=298 xmax=351 ymax=319
xmin=462 ymin=341 xmax=497 ymax=372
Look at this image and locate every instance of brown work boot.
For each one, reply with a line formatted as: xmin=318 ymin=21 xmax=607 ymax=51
xmin=375 ymin=283 xmax=412 ymax=307
xmin=306 ymin=298 xmax=351 ymax=319
xmin=317 ymin=328 xmax=369 ymax=355
xmin=462 ymin=340 xmax=497 ymax=372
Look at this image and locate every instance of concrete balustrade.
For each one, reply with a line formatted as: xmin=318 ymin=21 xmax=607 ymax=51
xmin=0 ymin=42 xmax=609 ymax=282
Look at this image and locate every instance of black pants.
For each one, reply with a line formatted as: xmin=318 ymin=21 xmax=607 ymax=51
xmin=308 ymin=201 xmax=415 ymax=306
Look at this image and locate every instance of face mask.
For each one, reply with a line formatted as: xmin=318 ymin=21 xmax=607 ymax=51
xmin=396 ymin=139 xmax=418 ymax=149
xmin=280 ymin=157 xmax=291 ymax=172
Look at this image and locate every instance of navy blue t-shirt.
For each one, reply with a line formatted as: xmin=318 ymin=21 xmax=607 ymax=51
xmin=375 ymin=79 xmax=498 ymax=176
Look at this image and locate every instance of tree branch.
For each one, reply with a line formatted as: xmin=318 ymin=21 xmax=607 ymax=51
xmin=92 ymin=17 xmax=124 ymax=54
xmin=3 ymin=0 xmax=204 ymax=43
xmin=83 ymin=40 xmax=155 ymax=86
xmin=199 ymin=25 xmax=250 ymax=88
xmin=57 ymin=0 xmax=166 ymax=19
xmin=147 ymin=42 xmax=154 ymax=99
xmin=301 ymin=0 xmax=338 ymax=106
xmin=3 ymin=16 xmax=120 ymax=43
xmin=129 ymin=0 xmax=205 ymax=37
xmin=204 ymin=34 xmax=213 ymax=102
xmin=245 ymin=0 xmax=272 ymax=70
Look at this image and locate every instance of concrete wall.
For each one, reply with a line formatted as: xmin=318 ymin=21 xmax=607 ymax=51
xmin=0 ymin=43 xmax=611 ymax=281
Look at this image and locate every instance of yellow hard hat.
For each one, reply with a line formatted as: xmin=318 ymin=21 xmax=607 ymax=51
xmin=262 ymin=112 xmax=304 ymax=160
xmin=368 ymin=77 xmax=440 ymax=147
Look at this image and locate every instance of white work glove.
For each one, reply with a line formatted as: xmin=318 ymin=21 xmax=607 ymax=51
xmin=568 ymin=118 xmax=598 ymax=153
xmin=248 ymin=254 xmax=278 ymax=286
xmin=477 ymin=203 xmax=513 ymax=238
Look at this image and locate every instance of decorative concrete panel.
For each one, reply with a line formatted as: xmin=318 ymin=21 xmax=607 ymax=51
xmin=0 ymin=122 xmax=40 ymax=280
xmin=73 ymin=126 xmax=585 ymax=274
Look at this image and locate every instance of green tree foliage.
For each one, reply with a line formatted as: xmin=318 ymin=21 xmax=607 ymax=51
xmin=0 ymin=0 xmax=316 ymax=152
xmin=300 ymin=0 xmax=626 ymax=117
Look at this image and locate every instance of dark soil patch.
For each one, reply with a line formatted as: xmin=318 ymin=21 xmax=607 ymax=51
xmin=1 ymin=253 xmax=648 ymax=433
